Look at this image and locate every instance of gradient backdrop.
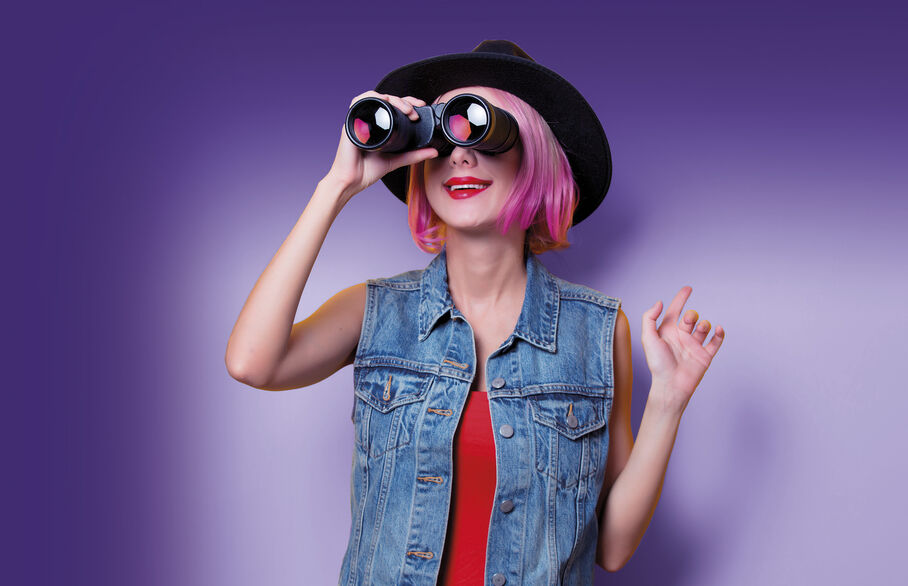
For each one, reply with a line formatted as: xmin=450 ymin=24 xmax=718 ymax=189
xmin=8 ymin=1 xmax=906 ymax=584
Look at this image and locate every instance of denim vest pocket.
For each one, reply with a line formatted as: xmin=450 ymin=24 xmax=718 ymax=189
xmin=353 ymin=364 xmax=432 ymax=459
xmin=529 ymin=391 xmax=612 ymax=489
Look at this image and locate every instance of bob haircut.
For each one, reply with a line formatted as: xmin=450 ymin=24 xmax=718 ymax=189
xmin=405 ymin=86 xmax=579 ymax=255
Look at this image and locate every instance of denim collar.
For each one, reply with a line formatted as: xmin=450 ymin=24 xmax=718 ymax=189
xmin=418 ymin=244 xmax=559 ymax=352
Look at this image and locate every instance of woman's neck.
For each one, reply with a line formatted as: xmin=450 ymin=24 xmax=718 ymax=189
xmin=443 ymin=233 xmax=528 ymax=318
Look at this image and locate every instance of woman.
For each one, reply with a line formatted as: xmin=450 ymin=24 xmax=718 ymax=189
xmin=226 ymin=40 xmax=724 ymax=585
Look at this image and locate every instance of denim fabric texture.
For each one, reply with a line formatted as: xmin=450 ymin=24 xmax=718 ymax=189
xmin=340 ymin=245 xmax=621 ymax=585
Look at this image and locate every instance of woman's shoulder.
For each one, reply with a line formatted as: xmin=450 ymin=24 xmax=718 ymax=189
xmin=548 ymin=272 xmax=622 ymax=311
xmin=365 ymin=267 xmax=424 ymax=290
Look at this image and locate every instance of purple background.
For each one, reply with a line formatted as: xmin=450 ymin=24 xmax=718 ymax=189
xmin=9 ymin=1 xmax=906 ymax=584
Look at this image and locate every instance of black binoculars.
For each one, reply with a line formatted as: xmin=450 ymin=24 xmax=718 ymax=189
xmin=344 ymin=93 xmax=519 ymax=156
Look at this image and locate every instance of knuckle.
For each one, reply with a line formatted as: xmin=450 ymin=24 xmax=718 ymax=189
xmin=350 ymin=91 xmax=375 ymax=106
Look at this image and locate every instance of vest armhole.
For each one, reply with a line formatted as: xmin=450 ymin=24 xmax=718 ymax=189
xmin=601 ymin=298 xmax=621 ymax=394
xmin=353 ymin=280 xmax=379 ymax=367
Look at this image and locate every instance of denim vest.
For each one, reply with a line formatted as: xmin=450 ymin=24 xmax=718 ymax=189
xmin=340 ymin=245 xmax=621 ymax=585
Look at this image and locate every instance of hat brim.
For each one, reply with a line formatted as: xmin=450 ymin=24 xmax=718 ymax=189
xmin=374 ymin=51 xmax=611 ymax=226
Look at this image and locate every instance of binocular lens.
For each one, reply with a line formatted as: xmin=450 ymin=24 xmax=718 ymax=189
xmin=442 ymin=96 xmax=490 ymax=144
xmin=347 ymin=99 xmax=393 ymax=148
xmin=344 ymin=92 xmax=518 ymax=154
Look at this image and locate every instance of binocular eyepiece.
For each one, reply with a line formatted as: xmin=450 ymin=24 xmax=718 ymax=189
xmin=345 ymin=93 xmax=520 ymax=156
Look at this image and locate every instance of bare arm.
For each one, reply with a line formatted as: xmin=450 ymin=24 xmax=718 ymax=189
xmin=596 ymin=385 xmax=682 ymax=572
xmin=595 ymin=308 xmax=635 ymax=570
xmin=225 ymin=90 xmax=439 ymax=390
xmin=224 ymin=179 xmax=352 ymax=389
xmin=596 ymin=289 xmax=725 ymax=571
xmin=595 ymin=306 xmax=682 ymax=572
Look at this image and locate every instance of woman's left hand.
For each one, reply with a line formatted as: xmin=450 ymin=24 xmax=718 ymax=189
xmin=640 ymin=286 xmax=725 ymax=415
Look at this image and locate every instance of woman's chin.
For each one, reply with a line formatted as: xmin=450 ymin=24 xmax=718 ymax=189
xmin=438 ymin=216 xmax=499 ymax=235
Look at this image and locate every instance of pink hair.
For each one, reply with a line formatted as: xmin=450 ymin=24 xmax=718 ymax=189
xmin=405 ymin=86 xmax=579 ymax=255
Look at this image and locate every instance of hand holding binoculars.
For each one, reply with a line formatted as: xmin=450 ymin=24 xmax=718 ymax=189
xmin=345 ymin=93 xmax=519 ymax=157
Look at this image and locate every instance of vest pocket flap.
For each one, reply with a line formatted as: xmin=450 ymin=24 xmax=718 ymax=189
xmin=529 ymin=392 xmax=609 ymax=440
xmin=354 ymin=365 xmax=432 ymax=413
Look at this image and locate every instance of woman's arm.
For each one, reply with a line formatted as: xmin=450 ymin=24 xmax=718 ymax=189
xmin=594 ymin=307 xmax=643 ymax=571
xmin=595 ymin=381 xmax=682 ymax=572
xmin=225 ymin=92 xmax=439 ymax=390
xmin=224 ymin=177 xmax=354 ymax=389
xmin=595 ymin=288 xmax=725 ymax=571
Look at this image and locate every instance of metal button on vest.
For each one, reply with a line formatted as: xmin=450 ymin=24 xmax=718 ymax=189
xmin=498 ymin=424 xmax=514 ymax=438
xmin=491 ymin=376 xmax=506 ymax=389
xmin=499 ymin=499 xmax=515 ymax=513
xmin=492 ymin=573 xmax=507 ymax=585
xmin=567 ymin=413 xmax=579 ymax=429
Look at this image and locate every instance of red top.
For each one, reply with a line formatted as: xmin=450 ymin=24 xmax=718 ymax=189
xmin=437 ymin=390 xmax=497 ymax=584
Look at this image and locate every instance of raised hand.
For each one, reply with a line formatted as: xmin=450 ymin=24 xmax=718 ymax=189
xmin=324 ymin=91 xmax=439 ymax=204
xmin=640 ymin=286 xmax=725 ymax=415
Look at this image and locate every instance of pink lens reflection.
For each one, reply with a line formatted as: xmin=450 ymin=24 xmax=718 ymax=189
xmin=448 ymin=114 xmax=471 ymax=142
xmin=353 ymin=119 xmax=370 ymax=144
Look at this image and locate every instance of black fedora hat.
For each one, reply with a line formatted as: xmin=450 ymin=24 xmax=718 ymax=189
xmin=374 ymin=39 xmax=611 ymax=226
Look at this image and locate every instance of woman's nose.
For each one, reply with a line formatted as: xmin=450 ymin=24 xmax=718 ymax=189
xmin=449 ymin=145 xmax=477 ymax=166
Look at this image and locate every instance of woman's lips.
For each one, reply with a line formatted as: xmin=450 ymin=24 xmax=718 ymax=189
xmin=445 ymin=183 xmax=491 ymax=199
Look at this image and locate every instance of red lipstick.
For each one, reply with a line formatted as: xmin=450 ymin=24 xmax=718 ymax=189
xmin=444 ymin=176 xmax=492 ymax=200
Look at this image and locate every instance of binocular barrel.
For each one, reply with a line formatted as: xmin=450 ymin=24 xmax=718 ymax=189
xmin=344 ymin=93 xmax=519 ymax=155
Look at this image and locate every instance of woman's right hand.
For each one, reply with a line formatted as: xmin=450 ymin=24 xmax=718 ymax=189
xmin=323 ymin=91 xmax=440 ymax=203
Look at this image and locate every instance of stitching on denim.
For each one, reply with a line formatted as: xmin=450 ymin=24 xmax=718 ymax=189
xmin=532 ymin=408 xmax=605 ymax=438
xmin=352 ymin=282 xmax=377 ymax=370
xmin=606 ymin=304 xmax=619 ymax=388
xmin=370 ymin=278 xmax=420 ymax=291
xmin=406 ymin=551 xmax=434 ymax=559
xmin=522 ymin=384 xmax=604 ymax=397
xmin=560 ymin=292 xmax=615 ymax=305
xmin=360 ymin=357 xmax=437 ymax=374
xmin=383 ymin=375 xmax=392 ymax=401
xmin=442 ymin=358 xmax=469 ymax=369
xmin=553 ymin=276 xmax=621 ymax=308
xmin=427 ymin=408 xmax=453 ymax=416
xmin=416 ymin=476 xmax=444 ymax=483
